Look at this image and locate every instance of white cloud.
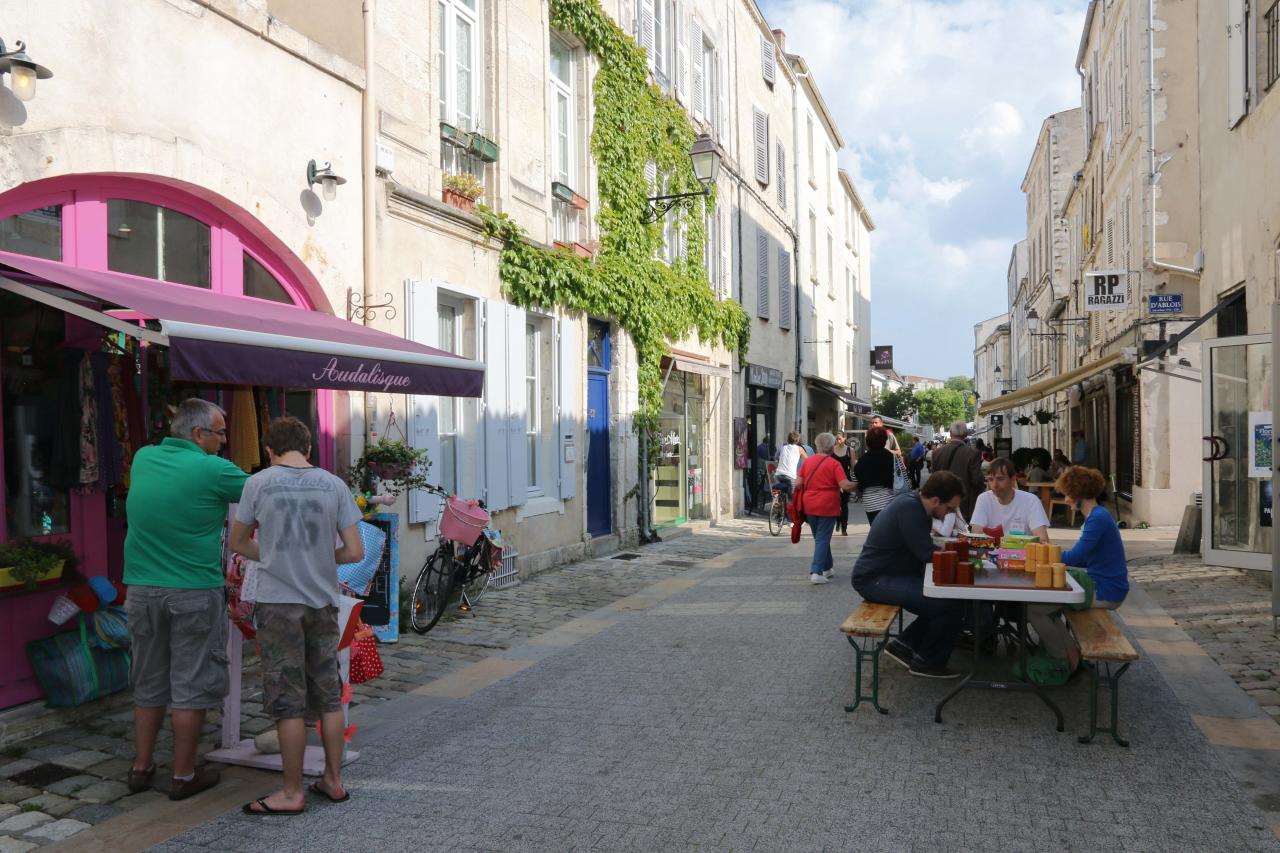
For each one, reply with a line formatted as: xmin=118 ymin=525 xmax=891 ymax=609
xmin=761 ymin=0 xmax=1088 ymax=378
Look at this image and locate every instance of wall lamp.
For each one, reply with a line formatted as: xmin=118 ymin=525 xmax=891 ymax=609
xmin=1026 ymin=308 xmax=1088 ymax=339
xmin=306 ymin=160 xmax=347 ymax=201
xmin=0 ymin=38 xmax=52 ymax=102
xmin=642 ymin=134 xmax=723 ymax=224
xmin=992 ymin=365 xmax=1017 ymax=388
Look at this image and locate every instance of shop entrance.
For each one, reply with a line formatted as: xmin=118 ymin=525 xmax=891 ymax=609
xmin=654 ymin=372 xmax=705 ymax=527
xmin=1202 ymin=333 xmax=1272 ymax=573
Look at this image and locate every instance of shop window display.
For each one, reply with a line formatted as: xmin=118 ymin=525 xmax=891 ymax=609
xmin=0 ymin=206 xmax=61 ymax=261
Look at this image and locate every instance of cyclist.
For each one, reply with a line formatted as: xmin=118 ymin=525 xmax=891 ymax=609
xmin=773 ymin=431 xmax=807 ymax=501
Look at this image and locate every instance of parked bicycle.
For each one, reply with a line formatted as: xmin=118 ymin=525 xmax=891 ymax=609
xmin=408 ymin=484 xmax=505 ymax=634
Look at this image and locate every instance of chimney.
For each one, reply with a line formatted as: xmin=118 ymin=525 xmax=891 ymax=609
xmin=772 ymin=28 xmax=786 ymax=53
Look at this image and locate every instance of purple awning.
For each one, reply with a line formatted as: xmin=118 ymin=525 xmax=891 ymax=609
xmin=0 ymin=252 xmax=484 ymax=397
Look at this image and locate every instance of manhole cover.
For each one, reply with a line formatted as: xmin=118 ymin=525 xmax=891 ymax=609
xmin=660 ymin=560 xmax=694 ymax=567
xmin=611 ymin=553 xmax=642 ymax=561
xmin=10 ymin=763 xmax=80 ymax=787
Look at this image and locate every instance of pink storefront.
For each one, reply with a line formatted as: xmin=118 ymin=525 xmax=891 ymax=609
xmin=0 ymin=173 xmax=483 ymax=710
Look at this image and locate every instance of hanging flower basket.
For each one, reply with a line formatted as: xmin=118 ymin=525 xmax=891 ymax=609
xmin=1033 ymin=409 xmax=1058 ymax=424
xmin=348 ymin=438 xmax=431 ymax=497
xmin=1013 ymin=415 xmax=1033 ymax=426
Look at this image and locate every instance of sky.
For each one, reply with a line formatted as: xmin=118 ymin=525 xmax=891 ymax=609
xmin=760 ymin=0 xmax=1090 ymax=380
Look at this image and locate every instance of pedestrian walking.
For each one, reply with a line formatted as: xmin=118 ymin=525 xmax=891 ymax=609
xmin=832 ymin=432 xmax=854 ymax=535
xmin=851 ymin=471 xmax=966 ymax=679
xmin=230 ymin=417 xmax=364 ymax=815
xmin=794 ymin=432 xmax=855 ymax=584
xmin=852 ymin=426 xmax=896 ymax=525
xmin=869 ymin=415 xmax=902 ymax=460
xmin=124 ymin=398 xmax=249 ymax=800
xmin=908 ymin=435 xmax=925 ymax=489
xmin=930 ymin=421 xmax=985 ymax=522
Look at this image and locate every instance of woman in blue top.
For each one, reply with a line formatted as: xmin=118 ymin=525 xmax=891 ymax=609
xmin=1028 ymin=466 xmax=1128 ymax=669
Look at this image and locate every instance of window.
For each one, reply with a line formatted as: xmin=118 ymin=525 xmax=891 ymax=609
xmin=827 ymin=321 xmax=835 ymax=376
xmin=699 ymin=36 xmax=717 ymax=127
xmin=550 ymin=35 xmax=580 ymax=245
xmin=845 ymin=266 xmax=854 ymax=324
xmin=525 ymin=316 xmax=554 ymax=492
xmin=827 ymin=232 xmax=834 ymax=298
xmin=776 ymin=141 xmax=787 ymax=209
xmin=438 ymin=0 xmax=480 ymax=132
xmin=0 ymin=205 xmax=61 ymax=260
xmin=1265 ymin=0 xmax=1280 ymax=92
xmin=437 ymin=304 xmax=460 ymax=496
xmin=1217 ymin=289 xmax=1248 ymax=337
xmin=652 ymin=0 xmax=668 ymax=82
xmin=761 ymin=34 xmax=776 ymax=85
xmin=107 ymin=199 xmax=211 ymax=288
xmin=806 ymin=115 xmax=815 ymax=184
xmin=752 ymin=107 xmax=769 ymax=185
xmin=826 ymin=148 xmax=834 ymax=210
xmin=808 ymin=212 xmax=818 ymax=282
xmin=243 ymin=254 xmax=292 ymax=304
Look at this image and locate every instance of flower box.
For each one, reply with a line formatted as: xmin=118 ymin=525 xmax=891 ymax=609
xmin=0 ymin=559 xmax=65 ymax=592
xmin=467 ymin=133 xmax=500 ymax=163
xmin=440 ymin=122 xmax=469 ymax=148
xmin=443 ymin=189 xmax=476 ymax=212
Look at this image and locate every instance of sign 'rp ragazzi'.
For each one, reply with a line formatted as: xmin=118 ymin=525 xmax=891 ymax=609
xmin=1084 ymin=270 xmax=1128 ymax=312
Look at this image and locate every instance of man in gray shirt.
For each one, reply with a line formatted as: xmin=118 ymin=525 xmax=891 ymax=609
xmin=851 ymin=471 xmax=966 ymax=679
xmin=230 ymin=417 xmax=363 ymax=815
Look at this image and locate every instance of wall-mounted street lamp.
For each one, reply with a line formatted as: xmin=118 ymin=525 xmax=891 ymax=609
xmin=992 ymin=365 xmax=1017 ymax=389
xmin=641 ymin=134 xmax=723 ymax=224
xmin=0 ymin=38 xmax=52 ymax=102
xmin=306 ymin=160 xmax=347 ymax=201
xmin=1026 ymin=308 xmax=1089 ymax=339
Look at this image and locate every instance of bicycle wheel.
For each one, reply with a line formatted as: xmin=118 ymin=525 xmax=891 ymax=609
xmin=461 ymin=566 xmax=492 ymax=608
xmin=768 ymin=496 xmax=785 ymax=536
xmin=408 ymin=550 xmax=456 ymax=634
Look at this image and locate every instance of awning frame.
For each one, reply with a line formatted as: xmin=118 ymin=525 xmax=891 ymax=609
xmin=1 ymin=277 xmax=167 ymax=346
xmin=978 ymin=351 xmax=1125 ymax=416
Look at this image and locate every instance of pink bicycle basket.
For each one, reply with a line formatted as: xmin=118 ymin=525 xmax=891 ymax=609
xmin=440 ymin=496 xmax=490 ymax=546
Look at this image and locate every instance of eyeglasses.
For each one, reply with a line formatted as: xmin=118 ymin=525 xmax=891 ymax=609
xmin=199 ymin=427 xmax=229 ymax=437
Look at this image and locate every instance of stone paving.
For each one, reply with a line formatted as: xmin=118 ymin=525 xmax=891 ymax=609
xmin=0 ymin=520 xmax=766 ymax=849
xmin=1128 ymin=554 xmax=1280 ymax=722
xmin=154 ymin=531 xmax=1280 ymax=852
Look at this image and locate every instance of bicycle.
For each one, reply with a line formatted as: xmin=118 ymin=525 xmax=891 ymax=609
xmin=767 ymin=475 xmax=790 ymax=537
xmin=408 ymin=484 xmax=505 ymax=634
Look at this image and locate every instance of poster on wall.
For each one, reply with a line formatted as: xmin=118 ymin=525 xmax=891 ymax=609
xmin=1262 ymin=480 xmax=1273 ymax=528
xmin=733 ymin=417 xmax=749 ymax=470
xmin=1249 ymin=411 xmax=1273 ymax=478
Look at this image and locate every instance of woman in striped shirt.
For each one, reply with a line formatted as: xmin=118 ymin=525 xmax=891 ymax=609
xmin=853 ymin=426 xmax=897 ymax=524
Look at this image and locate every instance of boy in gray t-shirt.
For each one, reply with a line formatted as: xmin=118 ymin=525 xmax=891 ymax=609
xmin=230 ymin=417 xmax=363 ymax=815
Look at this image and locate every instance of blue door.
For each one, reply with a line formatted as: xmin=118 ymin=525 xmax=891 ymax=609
xmin=586 ymin=372 xmax=612 ymax=537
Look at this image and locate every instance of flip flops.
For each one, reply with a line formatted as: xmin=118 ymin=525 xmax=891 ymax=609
xmin=309 ymin=781 xmax=351 ymax=803
xmin=242 ymin=797 xmax=304 ymax=816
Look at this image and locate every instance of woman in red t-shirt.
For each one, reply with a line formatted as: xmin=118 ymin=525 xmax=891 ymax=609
xmin=795 ymin=432 xmax=856 ymax=584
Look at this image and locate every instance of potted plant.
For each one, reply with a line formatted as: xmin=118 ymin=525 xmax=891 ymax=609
xmin=0 ymin=540 xmax=78 ymax=591
xmin=1013 ymin=415 xmax=1033 ymax=426
xmin=1033 ymin=409 xmax=1058 ymax=424
xmin=467 ymin=132 xmax=500 ymax=163
xmin=442 ymin=172 xmax=484 ymax=212
xmin=348 ymin=439 xmax=431 ymax=497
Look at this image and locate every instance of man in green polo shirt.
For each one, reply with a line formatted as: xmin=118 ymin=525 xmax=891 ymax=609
xmin=124 ymin=398 xmax=248 ymax=801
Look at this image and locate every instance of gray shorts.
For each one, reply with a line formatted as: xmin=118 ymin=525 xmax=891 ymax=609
xmin=127 ymin=586 xmax=229 ymax=710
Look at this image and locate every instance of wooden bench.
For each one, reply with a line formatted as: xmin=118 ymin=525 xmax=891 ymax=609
xmin=839 ymin=602 xmax=904 ymax=715
xmin=1066 ymin=608 xmax=1139 ymax=746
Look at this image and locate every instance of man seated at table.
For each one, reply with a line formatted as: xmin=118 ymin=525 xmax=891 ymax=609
xmin=851 ymin=471 xmax=966 ymax=679
xmin=970 ymin=458 xmax=1050 ymax=542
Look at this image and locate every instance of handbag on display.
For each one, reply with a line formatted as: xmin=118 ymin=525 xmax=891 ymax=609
xmin=348 ymin=622 xmax=383 ymax=684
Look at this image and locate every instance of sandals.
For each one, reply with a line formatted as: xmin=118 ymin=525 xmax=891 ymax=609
xmin=309 ymin=781 xmax=351 ymax=803
xmin=243 ymin=797 xmax=304 ymax=816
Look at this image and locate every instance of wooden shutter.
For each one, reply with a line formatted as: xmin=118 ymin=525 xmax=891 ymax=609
xmin=756 ymin=230 xmax=770 ymax=320
xmin=638 ymin=0 xmax=656 ymax=68
xmin=482 ymin=300 xmax=511 ymax=511
xmin=407 ymin=279 xmax=442 ymax=524
xmin=717 ymin=52 xmax=728 ymax=140
xmin=776 ymin=141 xmax=787 ymax=208
xmin=778 ymin=248 xmax=792 ymax=330
xmin=761 ymin=34 xmax=776 ymax=85
xmin=504 ymin=305 xmax=529 ymax=507
xmin=690 ymin=18 xmax=705 ymax=119
xmin=752 ymin=108 xmax=769 ymax=185
xmin=674 ymin=1 xmax=688 ymax=102
xmin=719 ymin=205 xmax=732 ymax=299
xmin=1105 ymin=216 xmax=1115 ymax=265
xmin=1228 ymin=0 xmax=1248 ymax=126
xmin=557 ymin=316 xmax=579 ymax=500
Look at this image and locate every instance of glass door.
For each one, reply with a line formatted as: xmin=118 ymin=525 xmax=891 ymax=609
xmin=1203 ymin=334 xmax=1272 ymax=572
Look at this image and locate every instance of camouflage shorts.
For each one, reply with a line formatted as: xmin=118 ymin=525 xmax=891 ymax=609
xmin=255 ymin=603 xmax=342 ymax=722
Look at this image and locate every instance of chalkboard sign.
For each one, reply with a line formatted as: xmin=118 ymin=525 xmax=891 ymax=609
xmin=358 ymin=513 xmax=400 ymax=642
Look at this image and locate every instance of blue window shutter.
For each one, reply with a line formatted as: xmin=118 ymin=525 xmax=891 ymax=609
xmin=407 ymin=279 xmax=443 ymax=524
xmin=756 ymin=230 xmax=770 ymax=320
xmin=483 ymin=300 xmax=512 ymax=511
xmin=505 ymin=304 xmax=529 ymax=508
xmin=778 ymin=250 xmax=792 ymax=330
xmin=557 ymin=316 xmax=579 ymax=500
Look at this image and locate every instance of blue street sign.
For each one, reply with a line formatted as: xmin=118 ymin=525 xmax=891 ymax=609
xmin=1148 ymin=293 xmax=1184 ymax=315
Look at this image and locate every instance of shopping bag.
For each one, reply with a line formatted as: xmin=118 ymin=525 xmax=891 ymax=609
xmin=26 ymin=615 xmax=130 ymax=708
xmin=90 ymin=606 xmax=130 ymax=649
xmin=892 ymin=455 xmax=909 ymax=493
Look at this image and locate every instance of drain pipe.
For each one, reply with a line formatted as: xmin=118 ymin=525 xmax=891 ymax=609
xmin=358 ymin=0 xmax=377 ymax=461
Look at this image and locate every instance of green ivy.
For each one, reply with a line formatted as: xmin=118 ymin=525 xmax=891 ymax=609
xmin=477 ymin=0 xmax=749 ymax=427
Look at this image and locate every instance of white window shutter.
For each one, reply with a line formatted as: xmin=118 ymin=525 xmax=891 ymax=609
xmin=407 ymin=280 xmax=443 ymax=524
xmin=483 ymin=300 xmax=512 ymax=512
xmin=716 ymin=54 xmax=728 ymax=140
xmin=690 ymin=19 xmax=705 ymax=119
xmin=639 ymin=0 xmax=656 ymax=69
xmin=505 ymin=304 xmax=529 ymax=508
xmin=776 ymin=141 xmax=787 ymax=209
xmin=674 ymin=2 xmax=688 ymax=102
xmin=753 ymin=108 xmax=769 ymax=185
xmin=756 ymin=230 xmax=770 ymax=320
xmin=1227 ymin=0 xmax=1248 ymax=127
xmin=778 ymin=248 xmax=792 ymax=330
xmin=719 ymin=205 xmax=731 ymax=299
xmin=761 ymin=35 xmax=776 ymax=85
xmin=557 ymin=317 xmax=579 ymax=500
